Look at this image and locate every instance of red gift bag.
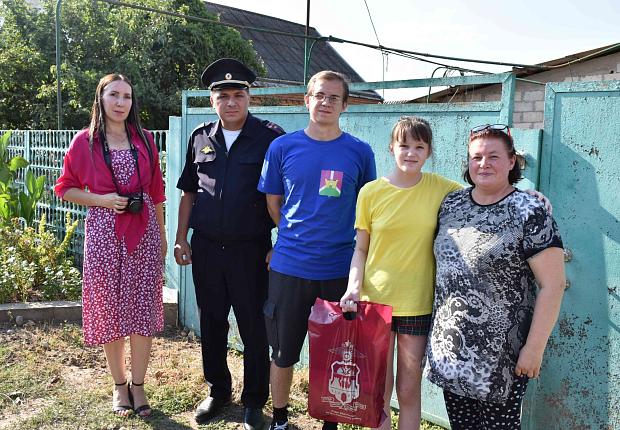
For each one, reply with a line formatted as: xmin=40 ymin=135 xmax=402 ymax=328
xmin=308 ymin=298 xmax=392 ymax=428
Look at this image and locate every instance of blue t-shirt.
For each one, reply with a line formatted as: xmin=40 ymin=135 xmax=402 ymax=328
xmin=258 ymin=130 xmax=376 ymax=280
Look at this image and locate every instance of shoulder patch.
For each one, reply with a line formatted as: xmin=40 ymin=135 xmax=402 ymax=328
xmin=262 ymin=120 xmax=285 ymax=135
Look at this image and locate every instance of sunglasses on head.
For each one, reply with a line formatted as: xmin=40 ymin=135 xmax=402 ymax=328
xmin=470 ymin=124 xmax=511 ymax=137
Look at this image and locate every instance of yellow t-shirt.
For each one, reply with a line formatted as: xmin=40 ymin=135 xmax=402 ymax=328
xmin=356 ymin=173 xmax=462 ymax=316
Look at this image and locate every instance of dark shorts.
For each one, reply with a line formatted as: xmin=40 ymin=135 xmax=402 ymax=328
xmin=391 ymin=314 xmax=432 ymax=336
xmin=263 ymin=270 xmax=347 ymax=368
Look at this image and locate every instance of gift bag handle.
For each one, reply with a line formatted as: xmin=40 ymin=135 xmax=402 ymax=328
xmin=343 ymin=311 xmax=356 ymax=321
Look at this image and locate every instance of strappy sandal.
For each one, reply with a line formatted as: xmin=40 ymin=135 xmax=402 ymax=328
xmin=112 ymin=381 xmax=133 ymax=416
xmin=130 ymin=381 xmax=152 ymax=418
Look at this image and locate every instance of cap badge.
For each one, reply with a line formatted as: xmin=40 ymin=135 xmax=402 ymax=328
xmin=225 ymin=73 xmax=232 ymax=80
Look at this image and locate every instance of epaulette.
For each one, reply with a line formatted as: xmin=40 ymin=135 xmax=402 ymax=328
xmin=263 ymin=120 xmax=285 ymax=135
xmin=191 ymin=121 xmax=216 ymax=136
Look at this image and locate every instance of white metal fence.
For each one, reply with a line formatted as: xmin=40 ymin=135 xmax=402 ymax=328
xmin=1 ymin=129 xmax=168 ymax=267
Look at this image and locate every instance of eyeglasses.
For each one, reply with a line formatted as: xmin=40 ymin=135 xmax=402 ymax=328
xmin=470 ymin=124 xmax=511 ymax=136
xmin=310 ymin=93 xmax=342 ymax=104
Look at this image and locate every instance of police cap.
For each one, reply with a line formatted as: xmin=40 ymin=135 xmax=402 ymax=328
xmin=201 ymin=58 xmax=257 ymax=90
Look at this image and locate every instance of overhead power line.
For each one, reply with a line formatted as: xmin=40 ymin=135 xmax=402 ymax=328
xmin=362 ymin=0 xmax=385 ymax=96
xmin=98 ymin=0 xmax=619 ymax=74
xmin=98 ymin=0 xmax=322 ymax=41
xmin=363 ymin=0 xmax=382 ymax=47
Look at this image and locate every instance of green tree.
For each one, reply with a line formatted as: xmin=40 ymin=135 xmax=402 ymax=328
xmin=0 ymin=0 xmax=265 ymax=130
xmin=0 ymin=0 xmax=52 ymax=128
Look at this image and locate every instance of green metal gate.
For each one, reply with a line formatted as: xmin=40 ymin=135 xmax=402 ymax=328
xmin=521 ymin=80 xmax=620 ymax=430
xmin=166 ymin=73 xmax=524 ymax=428
xmin=167 ymin=74 xmax=620 ymax=428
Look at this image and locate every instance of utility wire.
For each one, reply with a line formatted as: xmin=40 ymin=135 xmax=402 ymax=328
xmin=541 ymin=43 xmax=620 ymax=69
xmin=98 ymin=0 xmax=619 ymax=73
xmin=326 ymin=38 xmax=620 ymax=72
xmin=326 ymin=35 xmax=543 ymax=69
xmin=382 ymin=48 xmax=491 ymax=75
xmin=362 ymin=0 xmax=385 ymax=96
xmin=363 ymin=0 xmax=382 ymax=46
xmin=98 ymin=0 xmax=323 ymax=42
xmin=96 ymin=0 xmax=534 ymax=69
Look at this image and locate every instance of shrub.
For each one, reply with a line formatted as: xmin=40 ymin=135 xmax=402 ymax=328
xmin=0 ymin=131 xmax=47 ymax=226
xmin=0 ymin=213 xmax=81 ymax=303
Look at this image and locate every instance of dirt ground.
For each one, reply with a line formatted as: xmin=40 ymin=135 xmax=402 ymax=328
xmin=0 ymin=321 xmax=443 ymax=430
xmin=0 ymin=322 xmax=339 ymax=430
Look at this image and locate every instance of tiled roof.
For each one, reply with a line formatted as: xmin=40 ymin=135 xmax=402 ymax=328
xmin=205 ymin=2 xmax=381 ymax=101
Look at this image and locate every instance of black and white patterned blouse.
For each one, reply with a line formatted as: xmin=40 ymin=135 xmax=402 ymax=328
xmin=425 ymin=188 xmax=563 ymax=403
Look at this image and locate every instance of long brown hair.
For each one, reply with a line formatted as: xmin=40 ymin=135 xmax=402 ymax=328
xmin=88 ymin=74 xmax=152 ymax=162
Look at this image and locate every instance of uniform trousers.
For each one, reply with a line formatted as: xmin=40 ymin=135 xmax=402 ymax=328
xmin=191 ymin=232 xmax=271 ymax=408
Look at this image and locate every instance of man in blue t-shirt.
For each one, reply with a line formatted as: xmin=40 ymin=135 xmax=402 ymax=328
xmin=258 ymin=71 xmax=376 ymax=430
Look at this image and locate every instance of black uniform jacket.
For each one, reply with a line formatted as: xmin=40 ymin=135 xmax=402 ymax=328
xmin=177 ymin=113 xmax=285 ymax=241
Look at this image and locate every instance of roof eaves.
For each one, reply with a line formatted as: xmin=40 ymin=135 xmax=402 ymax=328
xmin=412 ymin=42 xmax=620 ymax=102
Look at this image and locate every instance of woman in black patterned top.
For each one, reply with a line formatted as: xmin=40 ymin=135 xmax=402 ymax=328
xmin=425 ymin=124 xmax=566 ymax=430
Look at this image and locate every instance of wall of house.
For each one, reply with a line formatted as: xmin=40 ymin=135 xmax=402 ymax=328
xmin=431 ymin=52 xmax=620 ymax=129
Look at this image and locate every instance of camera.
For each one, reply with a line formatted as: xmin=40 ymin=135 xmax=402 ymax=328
xmin=122 ymin=193 xmax=144 ymax=214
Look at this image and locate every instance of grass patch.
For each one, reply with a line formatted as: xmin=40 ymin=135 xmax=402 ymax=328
xmin=0 ymin=337 xmax=64 ymax=414
xmin=0 ymin=323 xmax=445 ymax=429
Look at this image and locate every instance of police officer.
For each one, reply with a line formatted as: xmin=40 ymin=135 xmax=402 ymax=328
xmin=175 ymin=58 xmax=284 ymax=429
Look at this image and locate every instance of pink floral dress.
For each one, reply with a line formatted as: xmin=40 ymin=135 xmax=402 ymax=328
xmin=81 ymin=149 xmax=164 ymax=345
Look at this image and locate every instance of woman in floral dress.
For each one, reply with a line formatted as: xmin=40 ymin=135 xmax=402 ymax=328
xmin=55 ymin=74 xmax=166 ymax=417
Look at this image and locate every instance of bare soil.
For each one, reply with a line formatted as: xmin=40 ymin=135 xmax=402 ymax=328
xmin=0 ymin=323 xmax=333 ymax=429
xmin=0 ymin=322 xmax=443 ymax=430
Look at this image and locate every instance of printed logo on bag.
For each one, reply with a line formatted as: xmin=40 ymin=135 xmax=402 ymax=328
xmin=322 ymin=341 xmax=366 ymax=412
xmin=319 ymin=170 xmax=343 ymax=197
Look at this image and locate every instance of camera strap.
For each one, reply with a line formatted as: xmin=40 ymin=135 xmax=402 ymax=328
xmin=101 ymin=126 xmax=144 ymax=196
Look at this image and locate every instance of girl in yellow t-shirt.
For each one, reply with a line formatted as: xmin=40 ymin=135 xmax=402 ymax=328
xmin=339 ymin=116 xmax=461 ymax=430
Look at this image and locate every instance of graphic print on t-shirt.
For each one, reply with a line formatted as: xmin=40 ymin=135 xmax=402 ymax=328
xmin=319 ymin=170 xmax=343 ymax=197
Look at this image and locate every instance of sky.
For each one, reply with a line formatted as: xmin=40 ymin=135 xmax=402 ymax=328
xmin=208 ymin=0 xmax=619 ymax=100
